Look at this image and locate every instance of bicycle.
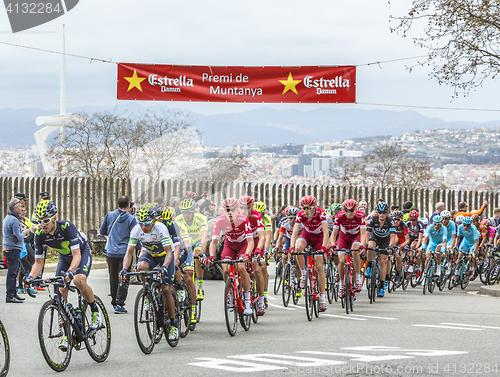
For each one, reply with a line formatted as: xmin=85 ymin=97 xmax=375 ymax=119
xmin=128 ymin=269 xmax=181 ymax=353
xmin=0 ymin=320 xmax=9 ymax=377
xmin=192 ymin=255 xmax=204 ymax=329
xmin=479 ymin=244 xmax=498 ymax=285
xmin=366 ymin=247 xmax=384 ymax=304
xmin=422 ymin=252 xmax=439 ymax=295
xmin=273 ymin=249 xmax=283 ymax=295
xmin=29 ymin=275 xmax=111 ymax=372
xmin=292 ymin=247 xmax=324 ymax=322
xmin=338 ymin=249 xmax=357 ymax=314
xmin=220 ymin=259 xmax=252 ymax=336
xmin=448 ymin=253 xmax=471 ymax=290
xmin=324 ymin=253 xmax=338 ymax=304
xmin=281 ymin=251 xmax=301 ymax=307
xmin=174 ymin=265 xmax=193 ymax=338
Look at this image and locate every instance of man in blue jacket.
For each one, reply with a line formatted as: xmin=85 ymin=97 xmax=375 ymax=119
xmin=3 ymin=198 xmax=30 ymax=303
xmin=100 ymin=195 xmax=138 ymax=313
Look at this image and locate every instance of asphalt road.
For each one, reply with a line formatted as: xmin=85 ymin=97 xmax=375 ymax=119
xmin=1 ymin=264 xmax=499 ymax=377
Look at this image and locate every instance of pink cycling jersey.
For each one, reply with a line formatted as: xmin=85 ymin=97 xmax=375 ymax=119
xmin=295 ymin=207 xmax=327 ymax=234
xmin=212 ymin=214 xmax=253 ymax=244
xmin=333 ymin=211 xmax=366 ymax=235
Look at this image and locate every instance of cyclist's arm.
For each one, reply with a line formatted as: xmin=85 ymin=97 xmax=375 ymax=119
xmin=401 ymin=234 xmax=410 ymax=249
xmin=209 ymin=237 xmax=217 ymax=258
xmin=28 ymin=257 xmax=45 ymax=280
xmin=389 ymin=234 xmax=398 ymax=248
xmin=163 ymin=244 xmax=173 ymax=269
xmin=264 ymin=229 xmax=272 ymax=251
xmin=173 ymin=244 xmax=181 ymax=266
xmin=257 ymin=229 xmax=265 ymax=250
xmin=290 ymin=223 xmax=300 ymax=250
xmin=473 ymin=238 xmax=479 ymax=255
xmin=201 ymin=229 xmax=208 ymax=254
xmin=360 ymin=227 xmax=367 ymax=247
xmin=329 ymin=227 xmax=339 ymax=248
xmin=246 ymin=237 xmax=254 ymax=257
xmin=276 ymin=232 xmax=284 ymax=250
xmin=321 ymin=221 xmax=329 ymax=248
xmin=66 ymin=247 xmax=82 ymax=279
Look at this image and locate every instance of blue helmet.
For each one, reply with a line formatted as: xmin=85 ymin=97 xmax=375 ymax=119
xmin=433 ymin=215 xmax=443 ymax=224
xmin=376 ymin=202 xmax=389 ymax=213
xmin=462 ymin=216 xmax=473 ymax=225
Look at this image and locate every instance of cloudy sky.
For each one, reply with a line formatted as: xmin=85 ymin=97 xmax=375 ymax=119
xmin=1 ymin=0 xmax=499 ymax=123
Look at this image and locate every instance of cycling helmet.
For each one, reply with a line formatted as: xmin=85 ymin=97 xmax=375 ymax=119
xmin=420 ymin=218 xmax=428 ymax=226
xmin=482 ymin=219 xmax=490 ymax=225
xmin=409 ymin=210 xmax=419 ymax=220
xmin=462 ymin=216 xmax=472 ymax=225
xmin=161 ymin=206 xmax=176 ymax=220
xmin=287 ymin=206 xmax=300 ymax=216
xmin=324 ymin=209 xmax=331 ymax=215
xmin=441 ymin=210 xmax=451 ymax=219
xmin=254 ymin=201 xmax=266 ymax=214
xmin=392 ymin=210 xmax=404 ymax=219
xmin=455 ymin=215 xmax=464 ymax=224
xmin=238 ymin=195 xmax=255 ymax=207
xmin=342 ymin=199 xmax=357 ymax=212
xmin=34 ymin=200 xmax=58 ymax=219
xmin=222 ymin=197 xmax=238 ymax=210
xmin=137 ymin=203 xmax=159 ymax=222
xmin=375 ymin=202 xmax=389 ymax=213
xmin=179 ymin=198 xmax=196 ymax=212
xmin=433 ymin=215 xmax=443 ymax=224
xmin=300 ymin=195 xmax=317 ymax=208
xmin=330 ymin=203 xmax=342 ymax=214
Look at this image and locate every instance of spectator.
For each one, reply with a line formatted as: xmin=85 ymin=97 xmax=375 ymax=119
xmin=274 ymin=205 xmax=287 ymax=229
xmin=3 ymin=198 xmax=30 ymax=303
xmin=17 ymin=206 xmax=38 ymax=296
xmin=489 ymin=208 xmax=500 ymax=230
xmin=170 ymin=196 xmax=181 ymax=216
xmin=429 ymin=201 xmax=445 ymax=223
xmin=99 ymin=195 xmax=138 ymax=314
xmin=153 ymin=196 xmax=165 ymax=206
xmin=358 ymin=200 xmax=368 ymax=215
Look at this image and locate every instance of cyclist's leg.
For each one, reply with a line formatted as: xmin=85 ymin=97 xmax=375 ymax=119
xmin=56 ymin=258 xmax=70 ymax=303
xmin=193 ymin=243 xmax=205 ymax=299
xmin=159 ymin=257 xmax=176 ymax=326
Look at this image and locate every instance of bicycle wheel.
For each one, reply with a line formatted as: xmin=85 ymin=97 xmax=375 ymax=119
xmin=345 ymin=267 xmax=351 ymax=315
xmin=304 ymin=270 xmax=313 ymax=321
xmin=82 ymin=295 xmax=111 ymax=362
xmin=480 ymin=256 xmax=494 ymax=284
xmin=313 ymin=271 xmax=319 ymax=318
xmin=178 ymin=283 xmax=191 ymax=339
xmin=133 ymin=288 xmax=156 ymax=354
xmin=239 ymin=288 xmax=251 ymax=331
xmin=38 ymin=300 xmax=72 ymax=372
xmin=370 ymin=265 xmax=377 ymax=304
xmin=487 ymin=260 xmax=500 ymax=285
xmin=402 ymin=265 xmax=410 ymax=291
xmin=251 ymin=278 xmax=259 ymax=324
xmin=326 ymin=262 xmax=335 ymax=304
xmin=0 ymin=320 xmax=9 ymax=377
xmin=274 ymin=262 xmax=283 ymax=295
xmin=292 ymin=267 xmax=300 ymax=305
xmin=461 ymin=265 xmax=470 ymax=290
xmin=224 ymin=278 xmax=238 ymax=336
xmin=282 ymin=263 xmax=291 ymax=307
xmin=166 ymin=288 xmax=181 ymax=347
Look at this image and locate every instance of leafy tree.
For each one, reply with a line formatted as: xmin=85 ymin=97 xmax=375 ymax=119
xmin=391 ymin=0 xmax=500 ymax=94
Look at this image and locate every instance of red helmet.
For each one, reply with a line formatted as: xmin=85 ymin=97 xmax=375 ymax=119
xmin=238 ymin=195 xmax=254 ymax=207
xmin=222 ymin=197 xmax=238 ymax=209
xmin=409 ymin=210 xmax=419 ymax=220
xmin=342 ymin=199 xmax=357 ymax=212
xmin=300 ymin=195 xmax=317 ymax=208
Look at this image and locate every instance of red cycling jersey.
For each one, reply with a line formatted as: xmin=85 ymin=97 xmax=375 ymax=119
xmin=212 ymin=214 xmax=253 ymax=243
xmin=333 ymin=211 xmax=366 ymax=235
xmin=295 ymin=207 xmax=327 ymax=235
xmin=246 ymin=209 xmax=264 ymax=237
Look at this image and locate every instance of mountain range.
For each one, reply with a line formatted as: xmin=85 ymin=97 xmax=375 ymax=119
xmin=2 ymin=104 xmax=500 ymax=148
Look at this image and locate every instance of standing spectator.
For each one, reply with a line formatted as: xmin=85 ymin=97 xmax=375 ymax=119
xmin=99 ymin=195 xmax=138 ymax=314
xmin=489 ymin=208 xmax=500 ymax=230
xmin=3 ymin=198 xmax=30 ymax=303
xmin=358 ymin=200 xmax=368 ymax=215
xmin=429 ymin=202 xmax=445 ymax=223
xmin=170 ymin=196 xmax=181 ymax=216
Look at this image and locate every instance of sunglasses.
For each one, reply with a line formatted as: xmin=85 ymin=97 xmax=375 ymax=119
xmin=377 ymin=211 xmax=388 ymax=215
xmin=394 ymin=218 xmax=402 ymax=221
xmin=302 ymin=207 xmax=314 ymax=211
xmin=225 ymin=208 xmax=237 ymax=213
xmin=287 ymin=216 xmax=296 ymax=220
xmin=40 ymin=215 xmax=55 ymax=225
xmin=139 ymin=221 xmax=152 ymax=226
xmin=345 ymin=209 xmax=355 ymax=213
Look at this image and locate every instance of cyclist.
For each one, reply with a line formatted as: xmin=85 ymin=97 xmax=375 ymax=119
xmin=329 ymin=199 xmax=366 ymax=297
xmin=420 ymin=215 xmax=447 ymax=279
xmin=392 ymin=210 xmax=410 ymax=280
xmin=276 ymin=206 xmax=303 ymax=297
xmin=238 ymin=196 xmax=266 ymax=315
xmin=326 ymin=203 xmax=343 ymax=283
xmin=121 ymin=203 xmax=178 ymax=342
xmin=26 ymin=200 xmax=100 ymax=350
xmin=405 ymin=210 xmax=425 ymax=273
xmin=290 ymin=195 xmax=329 ymax=312
xmin=208 ymin=198 xmax=254 ymax=316
xmin=161 ymin=206 xmax=197 ymax=324
xmin=455 ymin=216 xmax=479 ymax=277
xmin=175 ymin=198 xmax=208 ymax=301
xmin=441 ymin=210 xmax=457 ymax=262
xmin=253 ymin=201 xmax=273 ymax=308
xmin=365 ymin=202 xmax=398 ymax=298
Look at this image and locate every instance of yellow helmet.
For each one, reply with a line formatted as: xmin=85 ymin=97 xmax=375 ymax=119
xmin=179 ymin=198 xmax=196 ymax=212
xmin=137 ymin=203 xmax=159 ymax=222
xmin=253 ymin=201 xmax=266 ymax=214
xmin=161 ymin=206 xmax=176 ymax=220
xmin=34 ymin=200 xmax=57 ymax=219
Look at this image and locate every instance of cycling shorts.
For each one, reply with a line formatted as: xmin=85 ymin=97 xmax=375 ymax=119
xmin=368 ymin=233 xmax=390 ymax=253
xmin=138 ymin=253 xmax=175 ymax=285
xmin=459 ymin=241 xmax=475 ymax=256
xmin=426 ymin=241 xmax=445 ymax=254
xmin=283 ymin=237 xmax=291 ymax=252
xmin=221 ymin=238 xmax=249 ymax=261
xmin=297 ymin=230 xmax=323 ymax=252
xmin=337 ymin=232 xmax=361 ymax=253
xmin=178 ymin=247 xmax=194 ymax=272
xmin=192 ymin=242 xmax=202 ymax=252
xmin=56 ymin=253 xmax=92 ymax=278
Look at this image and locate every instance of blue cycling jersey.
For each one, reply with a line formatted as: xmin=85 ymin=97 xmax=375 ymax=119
xmin=457 ymin=224 xmax=479 ymax=244
xmin=424 ymin=224 xmax=447 ymax=244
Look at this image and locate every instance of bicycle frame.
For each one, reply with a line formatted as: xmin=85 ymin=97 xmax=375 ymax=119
xmin=221 ymin=260 xmax=245 ymax=314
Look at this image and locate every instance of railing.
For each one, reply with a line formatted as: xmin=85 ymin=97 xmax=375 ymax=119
xmin=1 ymin=176 xmax=498 ymax=246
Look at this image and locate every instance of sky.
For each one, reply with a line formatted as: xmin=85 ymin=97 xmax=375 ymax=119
xmin=1 ymin=0 xmax=500 ymax=124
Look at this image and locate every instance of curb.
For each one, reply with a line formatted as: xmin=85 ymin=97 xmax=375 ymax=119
xmin=479 ymin=285 xmax=500 ymax=298
xmin=0 ymin=261 xmax=108 ymax=277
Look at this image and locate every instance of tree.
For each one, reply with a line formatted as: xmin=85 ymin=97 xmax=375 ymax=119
xmin=333 ymin=157 xmax=368 ymax=187
xmin=391 ymin=0 xmax=500 ymax=94
xmin=364 ymin=143 xmax=407 ymax=190
xmin=181 ymin=150 xmax=252 ymax=182
xmin=395 ymin=157 xmax=432 ymax=190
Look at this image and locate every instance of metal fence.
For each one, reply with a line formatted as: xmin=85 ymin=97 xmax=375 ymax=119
xmin=1 ymin=176 xmax=498 ymax=245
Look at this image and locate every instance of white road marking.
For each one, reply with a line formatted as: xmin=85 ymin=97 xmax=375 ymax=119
xmin=343 ymin=347 xmax=468 ymax=357
xmin=298 ymin=351 xmax=412 ymax=362
xmin=321 ymin=314 xmax=367 ymax=321
xmin=228 ymin=353 xmax=345 ymax=367
xmin=441 ymin=322 xmax=500 ymax=330
xmin=267 ymin=303 xmax=296 ymax=311
xmin=348 ymin=314 xmax=396 ymax=320
xmin=267 ymin=295 xmax=277 ymax=300
xmin=413 ymin=324 xmax=482 ymax=331
xmin=189 ymin=358 xmax=285 ymax=372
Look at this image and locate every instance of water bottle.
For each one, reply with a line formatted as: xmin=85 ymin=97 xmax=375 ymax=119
xmin=67 ymin=303 xmax=82 ymax=329
xmin=177 ymin=285 xmax=185 ymax=302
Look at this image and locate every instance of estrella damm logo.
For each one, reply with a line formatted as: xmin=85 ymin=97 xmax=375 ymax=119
xmin=4 ymin=0 xmax=79 ymax=33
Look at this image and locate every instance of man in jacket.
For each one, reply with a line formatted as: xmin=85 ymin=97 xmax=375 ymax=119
xmin=3 ymin=198 xmax=30 ymax=303
xmin=100 ymin=195 xmax=138 ymax=313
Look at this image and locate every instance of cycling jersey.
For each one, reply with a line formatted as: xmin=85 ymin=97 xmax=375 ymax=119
xmin=333 ymin=211 xmax=366 ymax=236
xmin=175 ymin=213 xmax=208 ymax=246
xmin=129 ymin=222 xmax=172 ymax=257
xmin=394 ymin=221 xmax=409 ymax=245
xmin=295 ymin=207 xmax=327 ymax=235
xmin=279 ymin=218 xmax=303 ymax=239
xmin=246 ymin=209 xmax=265 ymax=238
xmin=457 ymin=224 xmax=479 ymax=244
xmin=424 ymin=224 xmax=447 ymax=244
xmin=366 ymin=215 xmax=395 ymax=238
xmin=406 ymin=220 xmax=425 ymax=241
xmin=212 ymin=214 xmax=253 ymax=244
xmin=443 ymin=221 xmax=457 ymax=244
xmin=261 ymin=213 xmax=272 ymax=233
xmin=161 ymin=219 xmax=189 ymax=248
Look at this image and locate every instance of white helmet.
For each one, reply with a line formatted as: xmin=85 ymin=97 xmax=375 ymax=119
xmin=441 ymin=210 xmax=451 ymax=219
xmin=420 ymin=218 xmax=428 ymax=226
xmin=455 ymin=215 xmax=464 ymax=224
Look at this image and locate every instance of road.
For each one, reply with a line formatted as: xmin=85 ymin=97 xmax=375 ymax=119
xmin=1 ymin=264 xmax=499 ymax=377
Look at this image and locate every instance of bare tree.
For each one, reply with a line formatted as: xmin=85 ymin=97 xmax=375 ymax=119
xmin=391 ymin=0 xmax=500 ymax=94
xmin=364 ymin=143 xmax=407 ymax=190
xmin=395 ymin=157 xmax=432 ymax=190
xmin=182 ymin=150 xmax=251 ymax=182
xmin=333 ymin=157 xmax=368 ymax=187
